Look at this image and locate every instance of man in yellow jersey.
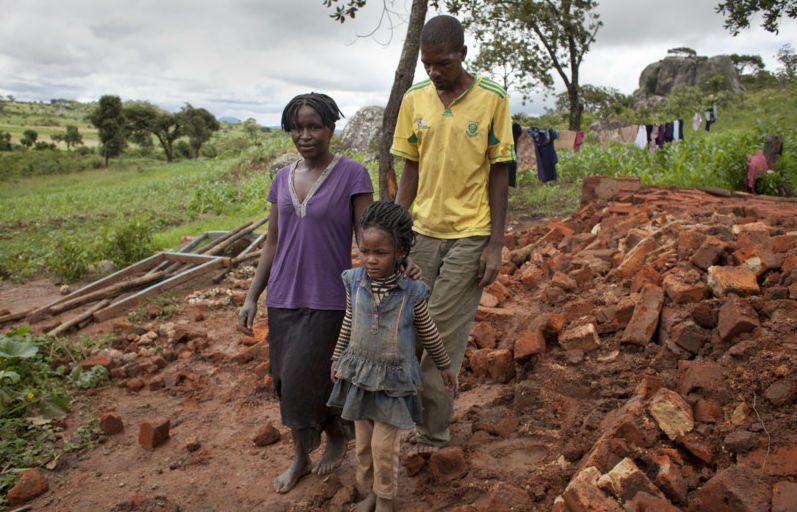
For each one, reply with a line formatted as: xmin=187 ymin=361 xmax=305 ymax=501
xmin=392 ymin=14 xmax=515 ymax=452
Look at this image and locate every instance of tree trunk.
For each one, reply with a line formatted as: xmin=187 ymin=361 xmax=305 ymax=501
xmin=378 ymin=0 xmax=429 ymax=201
xmin=567 ymin=86 xmax=583 ymax=131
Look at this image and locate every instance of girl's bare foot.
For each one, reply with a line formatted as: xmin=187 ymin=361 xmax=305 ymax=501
xmin=375 ymin=496 xmax=394 ymax=512
xmin=353 ymin=491 xmax=376 ymax=512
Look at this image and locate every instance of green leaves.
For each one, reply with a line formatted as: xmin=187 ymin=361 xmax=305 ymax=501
xmin=0 ymin=337 xmax=39 ymax=359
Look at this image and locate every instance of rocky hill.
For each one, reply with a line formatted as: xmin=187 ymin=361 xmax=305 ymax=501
xmin=635 ymin=55 xmax=742 ymax=98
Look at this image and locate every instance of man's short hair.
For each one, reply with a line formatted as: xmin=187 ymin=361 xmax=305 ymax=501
xmin=420 ymin=15 xmax=464 ymax=51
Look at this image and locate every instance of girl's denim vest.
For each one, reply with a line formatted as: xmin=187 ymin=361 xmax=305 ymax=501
xmin=334 ymin=267 xmax=430 ymax=396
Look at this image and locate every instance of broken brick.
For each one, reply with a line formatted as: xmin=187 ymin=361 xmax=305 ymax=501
xmin=663 ymin=271 xmax=707 ymax=304
xmin=471 ymin=322 xmax=497 ymax=350
xmin=429 ymin=447 xmax=469 ymax=482
xmin=718 ymin=298 xmax=759 ymax=342
xmin=690 ymin=465 xmax=770 ymax=512
xmin=598 ymin=457 xmax=666 ymax=502
xmin=138 ymin=417 xmax=170 ymax=449
xmin=621 ymin=285 xmax=664 ymax=345
xmin=514 ymin=326 xmax=545 ymax=360
xmin=647 ymin=388 xmax=694 ymax=441
xmin=690 ymin=236 xmax=727 ymax=270
xmin=559 ymin=323 xmax=601 ymax=353
xmin=707 ymin=265 xmax=760 ymax=297
xmin=486 ymin=349 xmax=514 ymax=383
xmin=562 ymin=466 xmax=622 ymax=512
xmin=100 ymin=413 xmax=124 ymax=435
xmin=616 ymin=237 xmax=659 ymax=279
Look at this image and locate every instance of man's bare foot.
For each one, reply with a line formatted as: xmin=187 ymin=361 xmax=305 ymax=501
xmin=273 ymin=457 xmax=312 ymax=494
xmin=353 ymin=491 xmax=376 ymax=512
xmin=375 ymin=496 xmax=394 ymax=512
xmin=316 ymin=430 xmax=346 ymax=476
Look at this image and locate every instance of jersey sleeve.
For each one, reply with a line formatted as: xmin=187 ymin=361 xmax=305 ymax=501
xmin=390 ymin=94 xmax=419 ymax=161
xmin=487 ymin=95 xmax=516 ymax=164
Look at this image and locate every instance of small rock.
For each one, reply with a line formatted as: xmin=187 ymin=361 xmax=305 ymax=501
xmin=429 ymin=447 xmax=469 ymax=482
xmin=6 ymin=468 xmax=49 ymax=506
xmin=184 ymin=436 xmax=201 ymax=452
xmin=253 ymin=423 xmax=281 ymax=447
xmin=764 ymin=379 xmax=796 ymax=406
xmin=724 ymin=430 xmax=758 ymax=453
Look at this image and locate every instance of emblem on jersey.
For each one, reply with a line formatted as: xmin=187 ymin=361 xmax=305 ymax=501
xmin=416 ymin=117 xmax=428 ymax=130
xmin=466 ymin=121 xmax=479 ymax=137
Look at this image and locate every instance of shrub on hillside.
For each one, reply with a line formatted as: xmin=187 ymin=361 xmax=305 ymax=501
xmin=0 ymin=150 xmax=103 ymax=180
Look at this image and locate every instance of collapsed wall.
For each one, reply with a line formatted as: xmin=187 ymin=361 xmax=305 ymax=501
xmin=464 ymin=177 xmax=797 ymax=511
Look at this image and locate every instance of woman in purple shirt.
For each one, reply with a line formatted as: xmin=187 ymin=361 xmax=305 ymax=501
xmin=237 ymin=93 xmax=373 ymax=494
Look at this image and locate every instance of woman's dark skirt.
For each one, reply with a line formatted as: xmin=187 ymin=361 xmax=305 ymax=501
xmin=267 ymin=307 xmax=349 ymax=452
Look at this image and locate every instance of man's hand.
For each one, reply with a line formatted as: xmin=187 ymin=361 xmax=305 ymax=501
xmin=477 ymin=241 xmax=502 ymax=287
xmin=236 ymin=299 xmax=257 ymax=336
xmin=440 ymin=366 xmax=458 ymax=396
xmin=330 ymin=359 xmax=338 ymax=383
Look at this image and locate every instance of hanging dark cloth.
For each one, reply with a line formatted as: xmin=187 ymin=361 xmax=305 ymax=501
xmin=507 ymin=122 xmax=522 ymax=188
xmin=664 ymin=122 xmax=674 ymax=143
xmin=529 ymin=127 xmax=558 ymax=183
xmin=655 ymin=124 xmax=666 ymax=148
xmin=677 ymin=119 xmax=684 ymax=140
xmin=705 ymin=106 xmax=717 ymax=131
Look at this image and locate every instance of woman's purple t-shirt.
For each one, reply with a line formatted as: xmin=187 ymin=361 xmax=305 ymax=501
xmin=266 ymin=155 xmax=373 ymax=310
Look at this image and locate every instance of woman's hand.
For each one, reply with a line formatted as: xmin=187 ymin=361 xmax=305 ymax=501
xmin=237 ymin=298 xmax=257 ymax=336
xmin=400 ymin=256 xmax=422 ymax=280
xmin=330 ymin=360 xmax=338 ymax=383
xmin=440 ymin=367 xmax=458 ymax=397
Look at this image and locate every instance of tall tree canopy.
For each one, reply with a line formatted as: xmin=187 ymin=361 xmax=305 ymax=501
xmin=89 ymin=95 xmax=126 ymax=167
xmin=448 ymin=0 xmax=602 ymax=130
xmin=325 ymin=0 xmax=436 ymax=200
xmin=181 ymin=104 xmax=220 ymax=158
xmin=729 ymin=53 xmax=766 ymax=75
xmin=124 ymin=101 xmax=183 ymax=162
xmin=717 ymin=0 xmax=797 ymax=34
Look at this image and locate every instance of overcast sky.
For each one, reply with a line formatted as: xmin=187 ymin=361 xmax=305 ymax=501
xmin=1 ymin=0 xmax=795 ymax=126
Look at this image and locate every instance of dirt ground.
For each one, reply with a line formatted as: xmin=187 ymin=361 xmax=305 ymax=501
xmin=3 ymin=178 xmax=797 ymax=511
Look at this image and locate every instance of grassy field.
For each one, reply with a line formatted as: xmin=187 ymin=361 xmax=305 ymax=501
xmin=2 ymin=80 xmax=796 ymax=281
xmin=0 ymin=99 xmax=99 ymax=148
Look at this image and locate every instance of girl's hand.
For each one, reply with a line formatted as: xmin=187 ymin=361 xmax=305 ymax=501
xmin=330 ymin=360 xmax=338 ymax=383
xmin=401 ymin=257 xmax=422 ymax=280
xmin=440 ymin=367 xmax=458 ymax=397
xmin=237 ymin=298 xmax=257 ymax=336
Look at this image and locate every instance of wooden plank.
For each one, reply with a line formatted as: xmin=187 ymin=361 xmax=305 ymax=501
xmin=0 ymin=309 xmax=34 ymax=325
xmin=28 ymin=253 xmax=166 ymax=321
xmin=195 ymin=222 xmax=252 ymax=255
xmin=161 ymin=252 xmax=224 ymax=265
xmin=93 ymin=257 xmax=227 ymax=322
xmin=48 ymin=300 xmax=110 ymax=337
xmin=48 ymin=271 xmax=168 ymax=316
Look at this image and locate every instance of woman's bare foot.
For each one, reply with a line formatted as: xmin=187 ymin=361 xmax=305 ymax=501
xmin=273 ymin=456 xmax=312 ymax=494
xmin=353 ymin=491 xmax=377 ymax=512
xmin=375 ymin=496 xmax=394 ymax=512
xmin=316 ymin=429 xmax=347 ymax=476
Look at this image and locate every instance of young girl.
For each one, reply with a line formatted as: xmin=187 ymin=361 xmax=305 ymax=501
xmin=328 ymin=201 xmax=457 ymax=512
xmin=237 ymin=93 xmax=373 ymax=494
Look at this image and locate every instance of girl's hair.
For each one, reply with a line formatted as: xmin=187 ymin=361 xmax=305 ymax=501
xmin=360 ymin=201 xmax=415 ymax=269
xmin=280 ymin=92 xmax=344 ymax=131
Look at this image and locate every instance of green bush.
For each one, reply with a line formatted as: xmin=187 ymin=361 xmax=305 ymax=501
xmin=0 ymin=150 xmax=103 ymax=181
xmin=96 ymin=214 xmax=156 ymax=267
xmin=45 ymin=233 xmax=91 ymax=282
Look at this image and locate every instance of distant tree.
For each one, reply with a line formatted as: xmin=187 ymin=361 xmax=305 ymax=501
xmin=20 ymin=129 xmax=38 ymax=148
xmin=64 ymin=125 xmax=83 ymax=150
xmin=667 ymin=47 xmax=697 ymax=57
xmin=325 ymin=0 xmax=435 ymax=200
xmin=729 ymin=53 xmax=765 ymax=75
xmin=0 ymin=131 xmax=12 ymax=151
xmin=89 ymin=95 xmax=127 ymax=167
xmin=777 ymin=44 xmax=797 ymax=79
xmin=181 ymin=104 xmax=220 ymax=158
xmin=243 ymin=118 xmax=262 ymax=146
xmin=555 ymin=84 xmax=631 ymax=117
xmin=449 ymin=0 xmax=602 ymax=130
xmin=717 ymin=0 xmax=797 ymax=34
xmin=34 ymin=141 xmax=56 ymax=150
xmin=124 ymin=101 xmax=182 ymax=162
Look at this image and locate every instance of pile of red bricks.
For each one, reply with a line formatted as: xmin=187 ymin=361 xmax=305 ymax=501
xmin=463 ymin=177 xmax=797 ymax=511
